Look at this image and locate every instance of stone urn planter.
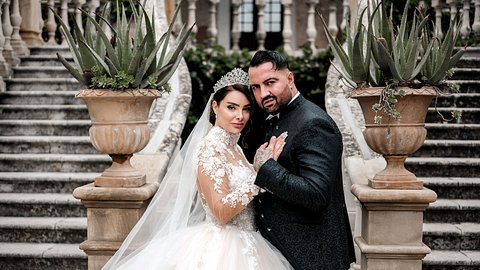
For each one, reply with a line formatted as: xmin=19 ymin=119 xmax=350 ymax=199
xmin=76 ymin=88 xmax=162 ymax=188
xmin=351 ymin=86 xmax=437 ymax=190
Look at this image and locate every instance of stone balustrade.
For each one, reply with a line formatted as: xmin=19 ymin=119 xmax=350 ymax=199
xmin=2 ymin=0 xmax=475 ymax=81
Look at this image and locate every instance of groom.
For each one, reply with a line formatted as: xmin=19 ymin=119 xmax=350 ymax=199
xmin=247 ymin=50 xmax=355 ymax=270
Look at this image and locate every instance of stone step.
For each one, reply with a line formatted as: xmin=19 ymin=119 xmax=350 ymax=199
xmin=0 ymin=153 xmax=110 ymax=173
xmin=423 ymin=223 xmax=480 ymax=251
xmin=0 ymin=91 xmax=82 ymax=105
xmin=0 ymin=242 xmax=87 ymax=270
xmin=0 ymin=104 xmax=89 ymax=120
xmin=422 ymin=177 xmax=480 ymax=200
xmin=0 ymin=120 xmax=90 ymax=136
xmin=12 ymin=66 xmax=72 ymax=79
xmin=422 ymin=250 xmax=480 ymax=270
xmin=0 ymin=172 xmax=97 ymax=193
xmin=425 ymin=123 xmax=480 ymax=140
xmin=0 ymin=136 xmax=97 ymax=154
xmin=19 ymin=54 xmax=72 ymax=67
xmin=426 ymin=107 xmax=480 ymax=124
xmin=413 ymin=140 xmax=480 ymax=158
xmin=424 ymin=199 xmax=480 ymax=223
xmin=451 ymin=67 xmax=480 ymax=80
xmin=431 ymin=93 xmax=480 ymax=108
xmin=0 ymin=217 xmax=86 ymax=243
xmin=405 ymin=157 xmax=480 ymax=178
xmin=0 ymin=193 xmax=86 ymax=217
xmin=6 ymin=78 xmax=83 ymax=91
xmin=446 ymin=80 xmax=480 ymax=93
xmin=457 ymin=47 xmax=480 ymax=58
xmin=27 ymin=45 xmax=71 ymax=56
xmin=455 ymin=56 xmax=480 ymax=68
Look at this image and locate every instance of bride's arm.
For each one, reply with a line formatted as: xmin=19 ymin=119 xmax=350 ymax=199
xmin=197 ymin=166 xmax=256 ymax=225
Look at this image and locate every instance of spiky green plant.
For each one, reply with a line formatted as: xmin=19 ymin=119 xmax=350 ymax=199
xmin=371 ymin=0 xmax=433 ymax=85
xmin=419 ymin=13 xmax=466 ymax=122
xmin=318 ymin=6 xmax=382 ymax=89
xmin=368 ymin=0 xmax=435 ymax=122
xmin=320 ymin=0 xmax=465 ymax=124
xmin=420 ymin=16 xmax=465 ymax=86
xmin=53 ymin=0 xmax=194 ymax=91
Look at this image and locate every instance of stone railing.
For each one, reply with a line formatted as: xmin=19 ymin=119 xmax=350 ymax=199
xmin=10 ymin=0 xmax=478 ymax=66
xmin=176 ymin=0 xmax=480 ymax=53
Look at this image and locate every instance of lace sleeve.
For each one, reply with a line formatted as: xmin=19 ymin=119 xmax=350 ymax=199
xmin=196 ymin=139 xmax=258 ymax=225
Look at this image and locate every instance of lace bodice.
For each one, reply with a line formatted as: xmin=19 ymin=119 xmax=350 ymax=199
xmin=196 ymin=126 xmax=259 ymax=231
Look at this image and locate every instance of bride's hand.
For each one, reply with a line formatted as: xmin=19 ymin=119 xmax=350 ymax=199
xmin=253 ymin=132 xmax=288 ymax=171
xmin=272 ymin=132 xmax=287 ymax=161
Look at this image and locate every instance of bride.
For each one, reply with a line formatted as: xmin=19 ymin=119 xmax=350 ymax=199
xmin=102 ymin=68 xmax=293 ymax=269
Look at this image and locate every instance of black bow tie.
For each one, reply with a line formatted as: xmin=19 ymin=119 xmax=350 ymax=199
xmin=266 ymin=115 xmax=279 ymax=129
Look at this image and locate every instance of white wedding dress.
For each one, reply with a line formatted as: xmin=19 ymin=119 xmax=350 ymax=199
xmin=114 ymin=126 xmax=292 ymax=270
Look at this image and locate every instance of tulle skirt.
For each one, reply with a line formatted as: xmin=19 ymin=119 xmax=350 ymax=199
xmin=115 ymin=222 xmax=293 ymax=270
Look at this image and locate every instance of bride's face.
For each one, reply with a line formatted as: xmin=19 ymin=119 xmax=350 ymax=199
xmin=212 ymin=90 xmax=251 ymax=134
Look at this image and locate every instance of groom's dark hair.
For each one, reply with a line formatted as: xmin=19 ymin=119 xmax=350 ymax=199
xmin=249 ymin=50 xmax=289 ymax=71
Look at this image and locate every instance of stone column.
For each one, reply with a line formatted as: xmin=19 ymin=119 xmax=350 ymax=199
xmin=206 ymin=0 xmax=219 ymax=45
xmin=0 ymin=0 xmax=11 ymax=80
xmin=231 ymin=0 xmax=243 ymax=52
xmin=187 ymin=0 xmax=198 ymax=45
xmin=281 ymin=0 xmax=293 ymax=54
xmin=255 ymin=0 xmax=266 ymax=50
xmin=73 ymin=154 xmax=167 ymax=270
xmin=351 ymin=184 xmax=437 ymax=269
xmin=10 ymin=0 xmax=29 ymax=55
xmin=19 ymin=0 xmax=43 ymax=46
xmin=3 ymin=0 xmax=20 ymax=66
xmin=305 ymin=0 xmax=318 ymax=53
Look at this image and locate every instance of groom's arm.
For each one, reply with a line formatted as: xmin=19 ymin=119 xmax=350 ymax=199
xmin=254 ymin=117 xmax=342 ymax=212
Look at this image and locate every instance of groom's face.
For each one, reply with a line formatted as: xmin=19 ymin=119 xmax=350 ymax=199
xmin=248 ymin=62 xmax=294 ymax=115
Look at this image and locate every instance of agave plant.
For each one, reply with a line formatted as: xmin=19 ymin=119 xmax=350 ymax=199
xmin=371 ymin=0 xmax=433 ymax=84
xmin=320 ymin=0 xmax=465 ymax=123
xmin=418 ymin=12 xmax=466 ymax=122
xmin=318 ymin=6 xmax=381 ymax=89
xmin=368 ymin=0 xmax=435 ymax=121
xmin=420 ymin=15 xmax=466 ymax=86
xmin=52 ymin=0 xmax=193 ymax=91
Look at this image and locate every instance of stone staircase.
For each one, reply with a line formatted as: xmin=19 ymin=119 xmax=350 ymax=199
xmin=405 ymin=55 xmax=480 ymax=269
xmin=0 ymin=46 xmax=108 ymax=269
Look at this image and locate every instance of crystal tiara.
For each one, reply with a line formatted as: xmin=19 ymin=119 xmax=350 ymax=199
xmin=213 ymin=68 xmax=250 ymax=92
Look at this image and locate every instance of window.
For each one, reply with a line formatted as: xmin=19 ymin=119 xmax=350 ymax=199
xmin=265 ymin=0 xmax=281 ymax=32
xmin=239 ymin=0 xmax=282 ymax=33
xmin=237 ymin=0 xmax=283 ymax=50
xmin=239 ymin=0 xmax=254 ymax=32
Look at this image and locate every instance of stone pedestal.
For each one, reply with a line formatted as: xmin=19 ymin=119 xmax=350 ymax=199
xmin=73 ymin=182 xmax=159 ymax=270
xmin=73 ymin=153 xmax=169 ymax=270
xmin=351 ymin=184 xmax=437 ymax=270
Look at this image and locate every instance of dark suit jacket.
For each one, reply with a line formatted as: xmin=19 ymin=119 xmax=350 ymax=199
xmin=253 ymin=95 xmax=355 ymax=270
